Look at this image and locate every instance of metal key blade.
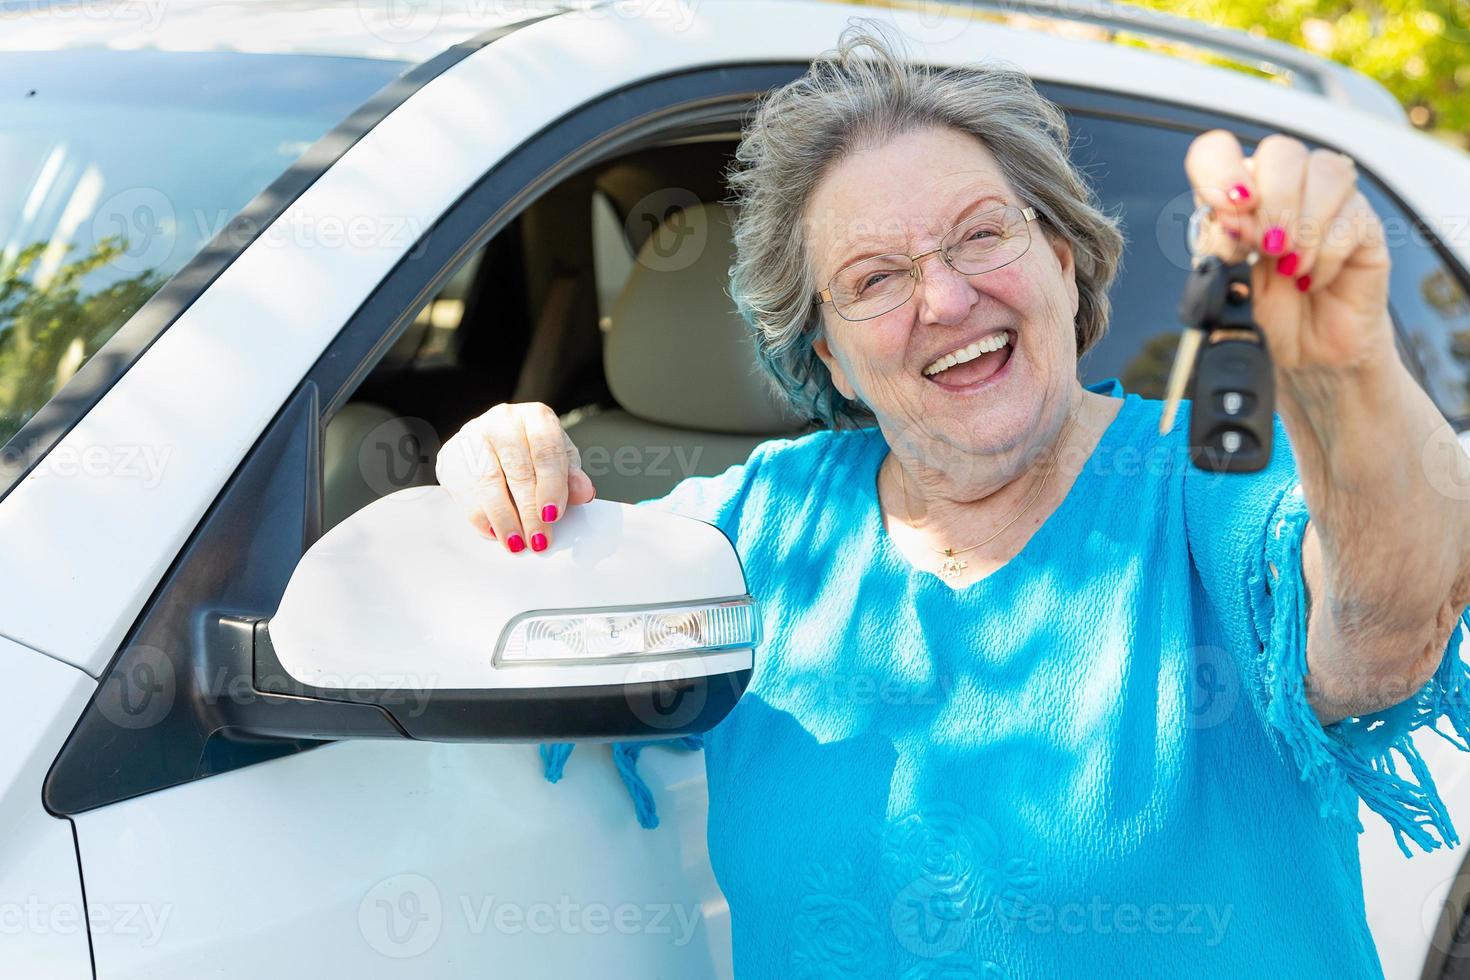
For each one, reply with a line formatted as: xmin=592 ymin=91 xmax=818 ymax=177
xmin=1158 ymin=327 xmax=1204 ymax=435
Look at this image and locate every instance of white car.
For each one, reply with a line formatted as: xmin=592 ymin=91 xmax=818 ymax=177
xmin=4 ymin=1 xmax=1470 ymax=977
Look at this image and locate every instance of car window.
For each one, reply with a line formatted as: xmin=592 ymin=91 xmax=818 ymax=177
xmin=0 ymin=48 xmax=408 ymax=446
xmin=1358 ymin=182 xmax=1470 ymax=424
xmin=1068 ymin=113 xmax=1470 ymax=420
xmin=1065 ymin=113 xmax=1202 ymax=396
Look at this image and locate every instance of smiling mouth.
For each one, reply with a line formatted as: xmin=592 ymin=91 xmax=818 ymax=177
xmin=922 ymin=329 xmax=1014 ymax=385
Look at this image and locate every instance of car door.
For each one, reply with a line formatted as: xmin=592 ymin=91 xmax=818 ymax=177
xmin=0 ymin=17 xmax=808 ymax=980
xmin=0 ymin=640 xmax=95 ymax=978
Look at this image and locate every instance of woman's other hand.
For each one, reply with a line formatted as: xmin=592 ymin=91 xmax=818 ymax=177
xmin=435 ymin=403 xmax=596 ymax=553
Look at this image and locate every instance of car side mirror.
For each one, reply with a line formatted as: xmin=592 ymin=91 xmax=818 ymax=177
xmin=222 ymin=488 xmax=757 ymax=742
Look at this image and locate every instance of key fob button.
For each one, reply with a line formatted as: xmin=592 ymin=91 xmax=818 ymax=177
xmin=1217 ymin=390 xmax=1254 ymax=416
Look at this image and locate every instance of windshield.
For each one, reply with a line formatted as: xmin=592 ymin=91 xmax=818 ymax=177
xmin=0 ymin=47 xmax=409 ymax=446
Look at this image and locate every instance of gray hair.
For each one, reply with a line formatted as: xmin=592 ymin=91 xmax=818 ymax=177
xmin=725 ymin=21 xmax=1127 ymax=427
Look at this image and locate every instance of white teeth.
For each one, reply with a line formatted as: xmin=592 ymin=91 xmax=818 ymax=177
xmin=923 ymin=330 xmax=1012 ymax=377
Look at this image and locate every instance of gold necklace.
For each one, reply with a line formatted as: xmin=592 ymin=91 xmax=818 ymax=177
xmin=893 ymin=403 xmax=1081 ymax=579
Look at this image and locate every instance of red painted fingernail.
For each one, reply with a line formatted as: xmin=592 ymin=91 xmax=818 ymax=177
xmin=507 ymin=534 xmax=525 ymax=553
xmin=1262 ymin=226 xmax=1287 ymax=255
xmin=531 ymin=532 xmax=548 ymax=552
xmin=1226 ymin=184 xmax=1251 ymax=202
xmin=542 ymin=504 xmax=558 ymax=523
xmin=1295 ymin=274 xmax=1312 ymax=292
xmin=1275 ymin=252 xmax=1300 ymax=276
xmin=487 ymin=527 xmax=496 ymax=539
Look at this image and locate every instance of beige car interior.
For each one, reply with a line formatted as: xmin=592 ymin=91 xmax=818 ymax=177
xmin=323 ymin=136 xmax=811 ymax=530
xmin=561 ymin=201 xmax=808 ymax=503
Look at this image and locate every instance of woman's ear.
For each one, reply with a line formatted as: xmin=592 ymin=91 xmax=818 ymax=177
xmin=812 ymin=330 xmax=857 ymax=401
xmin=1047 ymin=228 xmax=1080 ymax=321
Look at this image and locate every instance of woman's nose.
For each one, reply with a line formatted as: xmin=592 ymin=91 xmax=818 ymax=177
xmin=913 ymin=254 xmax=980 ymax=326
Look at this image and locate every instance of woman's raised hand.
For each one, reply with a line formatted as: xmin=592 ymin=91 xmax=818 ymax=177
xmin=435 ymin=402 xmax=596 ymax=553
xmin=1183 ymin=130 xmax=1394 ymax=374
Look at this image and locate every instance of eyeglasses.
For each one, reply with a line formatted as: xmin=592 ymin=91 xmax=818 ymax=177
xmin=814 ymin=203 xmax=1040 ymax=322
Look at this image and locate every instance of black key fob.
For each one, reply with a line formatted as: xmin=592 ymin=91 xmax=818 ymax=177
xmin=1177 ymin=256 xmax=1274 ymax=473
xmin=1190 ymin=335 xmax=1274 ymax=472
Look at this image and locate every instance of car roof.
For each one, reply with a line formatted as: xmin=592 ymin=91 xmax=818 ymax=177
xmin=0 ymin=0 xmax=1408 ymax=125
xmin=0 ymin=0 xmax=567 ymax=63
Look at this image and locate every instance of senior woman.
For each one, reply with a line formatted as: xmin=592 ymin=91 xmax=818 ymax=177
xmin=436 ymin=25 xmax=1470 ymax=979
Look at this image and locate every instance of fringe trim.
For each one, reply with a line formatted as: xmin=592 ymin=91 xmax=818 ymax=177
xmin=1255 ymin=485 xmax=1470 ymax=858
xmin=539 ymin=735 xmax=706 ymax=829
xmin=540 ymin=742 xmax=573 ymax=783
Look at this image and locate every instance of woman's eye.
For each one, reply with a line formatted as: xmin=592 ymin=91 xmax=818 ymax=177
xmin=966 ymin=227 xmax=999 ymax=242
xmin=858 ymin=271 xmax=892 ymax=293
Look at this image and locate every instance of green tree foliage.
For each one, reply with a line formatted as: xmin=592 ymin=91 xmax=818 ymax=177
xmin=1121 ymin=331 xmax=1183 ymax=399
xmin=0 ymin=238 xmax=164 ymax=444
xmin=1126 ymin=0 xmax=1470 ymax=146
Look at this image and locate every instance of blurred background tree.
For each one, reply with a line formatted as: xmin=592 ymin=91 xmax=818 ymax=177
xmin=0 ymin=238 xmax=164 ymax=444
xmin=850 ymin=0 xmax=1469 ymax=150
xmin=1126 ymin=0 xmax=1469 ymax=149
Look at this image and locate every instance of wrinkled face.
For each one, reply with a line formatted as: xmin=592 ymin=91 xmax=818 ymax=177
xmin=808 ymin=125 xmax=1080 ymax=466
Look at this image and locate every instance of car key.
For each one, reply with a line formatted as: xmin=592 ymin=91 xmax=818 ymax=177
xmin=1157 ymin=253 xmax=1274 ymax=472
xmin=1157 ymin=259 xmax=1218 ymax=435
